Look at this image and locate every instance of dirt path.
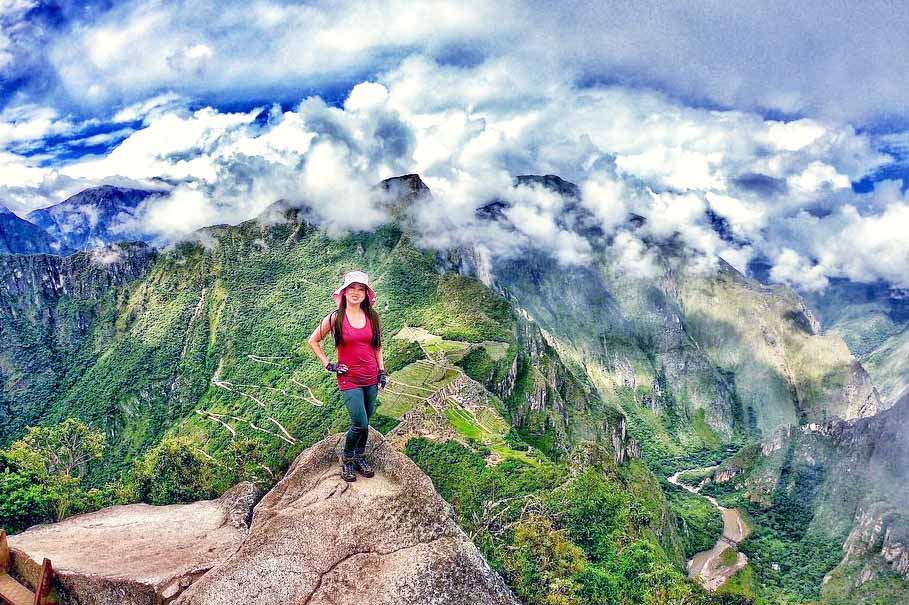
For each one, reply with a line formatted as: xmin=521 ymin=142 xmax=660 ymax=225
xmin=668 ymin=469 xmax=750 ymax=591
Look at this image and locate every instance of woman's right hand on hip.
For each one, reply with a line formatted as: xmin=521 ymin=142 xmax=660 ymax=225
xmin=325 ymin=361 xmax=348 ymax=374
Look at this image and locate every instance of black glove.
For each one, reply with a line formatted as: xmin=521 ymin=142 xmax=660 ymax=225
xmin=377 ymin=369 xmax=388 ymax=389
xmin=325 ymin=361 xmax=348 ymax=374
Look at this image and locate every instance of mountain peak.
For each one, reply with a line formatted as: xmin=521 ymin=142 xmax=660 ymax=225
xmin=0 ymin=205 xmax=68 ymax=254
xmin=27 ymin=185 xmax=164 ymax=251
xmin=514 ymin=174 xmax=581 ymax=199
xmin=379 ymin=173 xmax=431 ymax=200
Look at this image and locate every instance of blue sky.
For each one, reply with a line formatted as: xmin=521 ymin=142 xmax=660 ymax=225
xmin=1 ymin=0 xmax=908 ymax=290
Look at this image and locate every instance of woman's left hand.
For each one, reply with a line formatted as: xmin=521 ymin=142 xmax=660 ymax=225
xmin=378 ymin=370 xmax=388 ymax=390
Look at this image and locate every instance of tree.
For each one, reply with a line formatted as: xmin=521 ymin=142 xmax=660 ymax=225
xmin=4 ymin=418 xmax=105 ymax=521
xmin=6 ymin=418 xmax=105 ymax=480
xmin=503 ymin=514 xmax=587 ymax=605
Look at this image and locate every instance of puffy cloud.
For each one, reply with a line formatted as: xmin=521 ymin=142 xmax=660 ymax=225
xmin=610 ymin=231 xmax=663 ymax=280
xmin=2 ymin=48 xmax=905 ymax=290
xmin=769 ymin=248 xmax=830 ymax=292
xmin=765 ymin=180 xmax=909 ymax=290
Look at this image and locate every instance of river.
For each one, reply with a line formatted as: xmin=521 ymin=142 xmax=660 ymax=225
xmin=667 ymin=469 xmax=750 ymax=591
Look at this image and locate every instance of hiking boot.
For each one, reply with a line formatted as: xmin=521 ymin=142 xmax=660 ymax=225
xmin=341 ymin=456 xmax=358 ymax=482
xmin=353 ymin=455 xmax=375 ymax=478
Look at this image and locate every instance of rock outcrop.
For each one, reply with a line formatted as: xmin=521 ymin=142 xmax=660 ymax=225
xmin=175 ymin=428 xmax=518 ymax=605
xmin=7 ymin=483 xmax=259 ymax=605
xmin=841 ymin=504 xmax=909 ymax=581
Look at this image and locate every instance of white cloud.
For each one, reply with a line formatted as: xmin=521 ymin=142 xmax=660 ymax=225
xmin=611 ymin=231 xmax=664 ymax=280
xmin=32 ymin=1 xmax=909 ymax=126
xmin=770 ymin=248 xmax=830 ymax=292
xmin=112 ymin=92 xmax=185 ymax=123
xmin=47 ymin=0 xmax=514 ymax=109
xmin=4 ymin=46 xmax=906 ymax=290
xmin=0 ymin=105 xmax=78 ymax=146
xmin=765 ymin=181 xmax=909 ymax=290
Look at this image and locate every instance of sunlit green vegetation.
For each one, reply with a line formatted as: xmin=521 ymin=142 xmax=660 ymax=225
xmin=666 ymin=482 xmax=724 ymax=558
xmin=405 ymin=437 xmax=746 ymax=605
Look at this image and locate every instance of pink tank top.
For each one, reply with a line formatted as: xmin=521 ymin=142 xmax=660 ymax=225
xmin=335 ymin=311 xmax=379 ymax=390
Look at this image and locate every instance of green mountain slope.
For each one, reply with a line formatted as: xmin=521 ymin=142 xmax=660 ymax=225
xmin=805 ymin=280 xmax=909 ymax=406
xmin=0 ymin=243 xmax=157 ymax=440
xmin=864 ymin=327 xmax=909 ymax=404
xmin=2 ymin=188 xmax=726 ymax=602
xmin=2 ymin=173 xmax=900 ymax=604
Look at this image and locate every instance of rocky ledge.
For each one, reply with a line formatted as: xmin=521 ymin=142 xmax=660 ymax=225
xmin=175 ymin=427 xmax=518 ymax=605
xmin=8 ymin=429 xmax=516 ymax=605
xmin=7 ymin=482 xmax=259 ymax=605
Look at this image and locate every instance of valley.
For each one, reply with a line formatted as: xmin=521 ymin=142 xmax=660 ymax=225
xmin=668 ymin=468 xmax=750 ymax=591
xmin=0 ymin=175 xmax=907 ymax=604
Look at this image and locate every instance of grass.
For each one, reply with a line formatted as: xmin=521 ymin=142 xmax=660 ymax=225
xmin=719 ymin=546 xmax=738 ymax=567
xmin=375 ymin=361 xmax=458 ymax=418
xmin=479 ymin=340 xmax=509 ymax=361
xmin=716 ymin=563 xmax=760 ymax=601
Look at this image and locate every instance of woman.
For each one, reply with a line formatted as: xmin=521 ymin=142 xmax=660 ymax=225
xmin=307 ymin=269 xmax=388 ymax=482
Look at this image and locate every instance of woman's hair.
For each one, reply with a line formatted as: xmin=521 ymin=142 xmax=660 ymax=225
xmin=331 ymin=289 xmax=381 ymax=348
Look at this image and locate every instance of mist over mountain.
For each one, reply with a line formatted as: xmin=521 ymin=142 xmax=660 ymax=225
xmin=26 ymin=185 xmax=165 ymax=251
xmin=0 ymin=204 xmax=68 ymax=254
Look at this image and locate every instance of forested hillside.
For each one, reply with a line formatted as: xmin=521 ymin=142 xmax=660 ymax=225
xmin=1 ymin=175 xmax=905 ymax=604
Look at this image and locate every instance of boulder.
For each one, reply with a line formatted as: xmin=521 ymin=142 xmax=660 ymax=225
xmin=8 ymin=482 xmax=259 ymax=605
xmin=175 ymin=427 xmax=518 ymax=605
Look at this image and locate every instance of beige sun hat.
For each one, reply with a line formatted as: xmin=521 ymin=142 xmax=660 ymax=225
xmin=332 ymin=269 xmax=377 ymax=307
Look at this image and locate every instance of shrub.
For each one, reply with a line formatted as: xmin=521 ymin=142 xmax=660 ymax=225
xmin=131 ymin=436 xmax=217 ymax=505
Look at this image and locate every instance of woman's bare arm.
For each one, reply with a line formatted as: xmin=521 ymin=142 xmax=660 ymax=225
xmin=375 ymin=346 xmax=385 ymax=372
xmin=307 ymin=312 xmax=336 ymax=367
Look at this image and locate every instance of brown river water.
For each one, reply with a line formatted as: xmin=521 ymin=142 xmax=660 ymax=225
xmin=667 ymin=469 xmax=751 ymax=591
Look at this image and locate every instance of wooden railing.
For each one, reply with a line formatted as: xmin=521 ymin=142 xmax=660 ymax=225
xmin=0 ymin=530 xmax=55 ymax=605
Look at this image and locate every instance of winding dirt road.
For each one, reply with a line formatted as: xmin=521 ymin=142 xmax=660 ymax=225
xmin=668 ymin=469 xmax=750 ymax=591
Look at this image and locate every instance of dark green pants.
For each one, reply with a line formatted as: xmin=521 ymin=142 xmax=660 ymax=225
xmin=342 ymin=384 xmax=378 ymax=457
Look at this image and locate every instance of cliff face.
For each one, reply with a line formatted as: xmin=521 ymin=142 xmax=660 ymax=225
xmin=0 ymin=243 xmax=157 ymax=441
xmin=0 ymin=243 xmax=156 ymax=305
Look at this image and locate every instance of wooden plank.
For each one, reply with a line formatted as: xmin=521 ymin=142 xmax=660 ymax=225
xmin=0 ymin=530 xmax=8 ymax=572
xmin=0 ymin=573 xmax=35 ymax=605
xmin=35 ymin=559 xmax=54 ymax=605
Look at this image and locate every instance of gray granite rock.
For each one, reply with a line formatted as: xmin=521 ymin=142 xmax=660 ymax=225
xmin=8 ymin=482 xmax=259 ymax=605
xmin=174 ymin=428 xmax=518 ymax=605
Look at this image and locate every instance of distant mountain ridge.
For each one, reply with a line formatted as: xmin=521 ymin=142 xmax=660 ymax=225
xmin=2 ymin=172 xmax=907 ymax=604
xmin=0 ymin=204 xmax=68 ymax=254
xmin=27 ymin=185 xmax=165 ymax=251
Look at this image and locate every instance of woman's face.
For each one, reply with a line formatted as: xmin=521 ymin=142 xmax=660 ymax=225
xmin=345 ymin=282 xmax=367 ymax=305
